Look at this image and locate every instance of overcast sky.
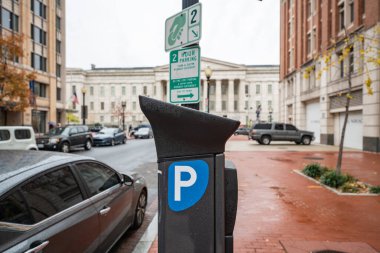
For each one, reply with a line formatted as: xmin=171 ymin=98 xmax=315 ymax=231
xmin=66 ymin=0 xmax=280 ymax=69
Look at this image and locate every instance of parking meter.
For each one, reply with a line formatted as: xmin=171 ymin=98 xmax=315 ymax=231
xmin=139 ymin=96 xmax=239 ymax=253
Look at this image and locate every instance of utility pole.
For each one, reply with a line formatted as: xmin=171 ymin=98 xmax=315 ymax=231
xmin=181 ymin=0 xmax=200 ymax=111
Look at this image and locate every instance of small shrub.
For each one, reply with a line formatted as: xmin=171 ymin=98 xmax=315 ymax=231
xmin=341 ymin=182 xmax=359 ymax=193
xmin=320 ymin=170 xmax=350 ymax=188
xmin=302 ymin=163 xmax=327 ymax=179
xmin=369 ymin=185 xmax=380 ymax=194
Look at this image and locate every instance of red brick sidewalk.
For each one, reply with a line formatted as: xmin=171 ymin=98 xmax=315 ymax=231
xmin=149 ymin=150 xmax=380 ymax=253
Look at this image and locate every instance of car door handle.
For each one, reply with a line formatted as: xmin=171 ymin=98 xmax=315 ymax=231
xmin=99 ymin=206 xmax=111 ymax=216
xmin=24 ymin=241 xmax=49 ymax=253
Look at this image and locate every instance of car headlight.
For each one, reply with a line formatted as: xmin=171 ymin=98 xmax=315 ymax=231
xmin=49 ymin=138 xmax=60 ymax=144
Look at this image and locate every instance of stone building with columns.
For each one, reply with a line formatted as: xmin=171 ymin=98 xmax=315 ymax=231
xmin=66 ymin=58 xmax=279 ymax=128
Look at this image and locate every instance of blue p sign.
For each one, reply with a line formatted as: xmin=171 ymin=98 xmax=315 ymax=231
xmin=168 ymin=160 xmax=209 ymax=212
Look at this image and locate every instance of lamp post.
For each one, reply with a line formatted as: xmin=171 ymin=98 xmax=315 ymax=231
xmin=205 ymin=66 xmax=213 ymax=113
xmin=255 ymin=103 xmax=261 ymax=122
xmin=269 ymin=106 xmax=273 ymax=123
xmin=121 ymin=101 xmax=126 ymax=131
xmin=81 ymin=86 xmax=87 ymax=125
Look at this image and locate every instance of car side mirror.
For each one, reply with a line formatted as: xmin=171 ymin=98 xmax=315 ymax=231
xmin=123 ymin=174 xmax=133 ymax=186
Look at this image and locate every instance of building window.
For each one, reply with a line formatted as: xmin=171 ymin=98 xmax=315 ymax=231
xmin=56 ymin=40 xmax=61 ymax=54
xmin=339 ymin=2 xmax=345 ymax=31
xmin=256 ymin=84 xmax=261 ymax=95
xmin=100 ymin=116 xmax=104 ymax=122
xmin=56 ymin=16 xmax=61 ymax=31
xmin=56 ymin=87 xmax=61 ymax=101
xmin=307 ymin=0 xmax=312 ymax=17
xmin=222 ymin=101 xmax=227 ymax=111
xmin=222 ymin=83 xmax=228 ymax=95
xmin=209 ymin=83 xmax=216 ymax=95
xmin=111 ymin=87 xmax=115 ymax=96
xmin=31 ymin=53 xmax=47 ymax=72
xmin=268 ymin=84 xmax=272 ymax=94
xmin=56 ymin=0 xmax=61 ymax=8
xmin=268 ymin=100 xmax=272 ymax=108
xmin=245 ymin=85 xmax=249 ymax=94
xmin=100 ymin=102 xmax=104 ymax=110
xmin=143 ymin=86 xmax=147 ymax=95
xmin=349 ymin=0 xmax=354 ymax=23
xmin=338 ymin=52 xmax=344 ymax=78
xmin=56 ymin=64 xmax=61 ymax=78
xmin=256 ymin=101 xmax=261 ymax=108
xmin=210 ymin=101 xmax=215 ymax=111
xmin=90 ymin=86 xmax=94 ymax=95
xmin=100 ymin=86 xmax=105 ymax=96
xmin=122 ymin=86 xmax=126 ymax=95
xmin=90 ymin=102 xmax=94 ymax=111
xmin=132 ymin=102 xmax=136 ymax=110
xmin=245 ymin=101 xmax=249 ymax=110
xmin=234 ymin=101 xmax=238 ymax=111
xmin=153 ymin=86 xmax=157 ymax=96
xmin=32 ymin=110 xmax=47 ymax=133
xmin=31 ymin=25 xmax=47 ymax=45
xmin=349 ymin=46 xmax=354 ymax=74
xmin=313 ymin=28 xmax=317 ymax=51
xmin=31 ymin=0 xmax=46 ymax=19
xmin=307 ymin=33 xmax=312 ymax=55
xmin=234 ymin=83 xmax=238 ymax=95
xmin=132 ymin=86 xmax=136 ymax=95
xmin=1 ymin=8 xmax=19 ymax=32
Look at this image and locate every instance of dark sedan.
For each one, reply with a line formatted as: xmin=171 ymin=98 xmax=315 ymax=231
xmin=0 ymin=150 xmax=147 ymax=253
xmin=93 ymin=128 xmax=127 ymax=146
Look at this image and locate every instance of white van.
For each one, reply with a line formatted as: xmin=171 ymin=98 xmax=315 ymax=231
xmin=0 ymin=126 xmax=38 ymax=150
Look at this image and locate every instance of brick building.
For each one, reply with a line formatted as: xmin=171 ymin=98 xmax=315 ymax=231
xmin=280 ymin=0 xmax=380 ymax=152
xmin=0 ymin=0 xmax=66 ymax=133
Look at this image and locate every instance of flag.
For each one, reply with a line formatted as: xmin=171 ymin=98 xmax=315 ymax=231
xmin=72 ymin=92 xmax=79 ymax=104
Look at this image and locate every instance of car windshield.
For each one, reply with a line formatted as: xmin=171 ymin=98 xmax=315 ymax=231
xmin=99 ymin=128 xmax=115 ymax=135
xmin=48 ymin=127 xmax=69 ymax=136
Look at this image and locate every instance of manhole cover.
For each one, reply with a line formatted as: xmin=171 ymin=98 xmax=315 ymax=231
xmin=303 ymin=157 xmax=324 ymax=160
xmin=313 ymin=251 xmax=347 ymax=253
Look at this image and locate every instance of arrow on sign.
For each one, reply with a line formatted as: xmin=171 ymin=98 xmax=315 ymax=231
xmin=192 ymin=30 xmax=199 ymax=38
xmin=178 ymin=93 xmax=194 ymax=99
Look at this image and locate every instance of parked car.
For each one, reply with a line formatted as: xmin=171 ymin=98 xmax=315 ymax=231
xmin=249 ymin=122 xmax=315 ymax=145
xmin=234 ymin=127 xmax=250 ymax=136
xmin=134 ymin=127 xmax=153 ymax=139
xmin=0 ymin=126 xmax=38 ymax=150
xmin=130 ymin=124 xmax=151 ymax=138
xmin=0 ymin=150 xmax=147 ymax=253
xmin=93 ymin=128 xmax=127 ymax=146
xmin=36 ymin=125 xmax=93 ymax=153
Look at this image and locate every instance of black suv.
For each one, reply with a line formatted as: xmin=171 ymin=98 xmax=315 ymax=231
xmin=36 ymin=125 xmax=93 ymax=153
xmin=249 ymin=123 xmax=315 ymax=145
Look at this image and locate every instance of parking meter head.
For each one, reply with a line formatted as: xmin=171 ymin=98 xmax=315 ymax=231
xmin=139 ymin=96 xmax=240 ymax=160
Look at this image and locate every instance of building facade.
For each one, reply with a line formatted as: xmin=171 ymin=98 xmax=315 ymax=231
xmin=0 ymin=0 xmax=66 ymax=133
xmin=280 ymin=0 xmax=380 ymax=152
xmin=66 ymin=58 xmax=279 ymax=128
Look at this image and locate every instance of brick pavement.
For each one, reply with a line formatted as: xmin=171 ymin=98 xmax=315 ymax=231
xmin=148 ymin=136 xmax=380 ymax=253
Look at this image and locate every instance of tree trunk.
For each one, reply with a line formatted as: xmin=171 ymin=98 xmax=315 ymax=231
xmin=336 ymin=71 xmax=352 ymax=175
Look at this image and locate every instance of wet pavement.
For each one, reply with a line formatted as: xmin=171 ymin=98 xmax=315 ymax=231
xmin=148 ymin=136 xmax=380 ymax=253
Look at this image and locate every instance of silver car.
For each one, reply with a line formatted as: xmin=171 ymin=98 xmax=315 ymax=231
xmin=0 ymin=150 xmax=147 ymax=253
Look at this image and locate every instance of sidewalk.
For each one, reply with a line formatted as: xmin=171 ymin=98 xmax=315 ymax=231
xmin=149 ymin=136 xmax=380 ymax=253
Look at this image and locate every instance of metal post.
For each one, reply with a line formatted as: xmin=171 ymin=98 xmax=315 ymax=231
xmin=82 ymin=92 xmax=86 ymax=125
xmin=207 ymin=77 xmax=210 ymax=113
xmin=121 ymin=101 xmax=126 ymax=131
xmin=181 ymin=0 xmax=200 ymax=111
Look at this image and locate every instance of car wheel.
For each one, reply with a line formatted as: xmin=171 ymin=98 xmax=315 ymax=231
xmin=61 ymin=142 xmax=70 ymax=153
xmin=132 ymin=190 xmax=147 ymax=230
xmin=84 ymin=139 xmax=92 ymax=150
xmin=257 ymin=140 xmax=263 ymax=145
xmin=302 ymin=136 xmax=311 ymax=145
xmin=261 ymin=136 xmax=271 ymax=145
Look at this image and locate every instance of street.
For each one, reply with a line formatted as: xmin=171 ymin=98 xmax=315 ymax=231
xmin=72 ymin=138 xmax=158 ymax=252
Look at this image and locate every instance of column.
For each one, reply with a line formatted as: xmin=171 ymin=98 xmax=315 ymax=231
xmin=156 ymin=81 xmax=162 ymax=101
xmin=215 ymin=80 xmax=222 ymax=112
xmin=203 ymin=79 xmax=208 ymax=112
xmin=238 ymin=80 xmax=245 ymax=112
xmin=228 ymin=79 xmax=234 ymax=112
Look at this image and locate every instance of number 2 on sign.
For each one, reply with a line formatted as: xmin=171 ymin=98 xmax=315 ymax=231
xmin=172 ymin=53 xmax=177 ymax=63
xmin=190 ymin=9 xmax=197 ymax=24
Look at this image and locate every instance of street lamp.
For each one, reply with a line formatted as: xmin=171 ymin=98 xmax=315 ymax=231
xmin=269 ymin=106 xmax=273 ymax=123
xmin=255 ymin=103 xmax=262 ymax=122
xmin=121 ymin=101 xmax=126 ymax=131
xmin=205 ymin=66 xmax=213 ymax=113
xmin=81 ymin=86 xmax=87 ymax=125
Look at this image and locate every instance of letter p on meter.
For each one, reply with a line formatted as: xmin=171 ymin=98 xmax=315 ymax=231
xmin=168 ymin=160 xmax=209 ymax=212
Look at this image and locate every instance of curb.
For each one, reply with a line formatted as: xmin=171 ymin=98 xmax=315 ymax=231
xmin=132 ymin=213 xmax=158 ymax=253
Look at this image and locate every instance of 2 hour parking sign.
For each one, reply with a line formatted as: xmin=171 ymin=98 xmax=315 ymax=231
xmin=168 ymin=160 xmax=209 ymax=212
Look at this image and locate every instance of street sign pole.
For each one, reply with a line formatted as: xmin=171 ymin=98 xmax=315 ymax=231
xmin=182 ymin=0 xmax=199 ymax=110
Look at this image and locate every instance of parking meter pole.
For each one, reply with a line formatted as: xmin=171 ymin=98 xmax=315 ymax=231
xmin=139 ymin=96 xmax=239 ymax=253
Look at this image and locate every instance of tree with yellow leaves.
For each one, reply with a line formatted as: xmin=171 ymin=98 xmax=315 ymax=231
xmin=304 ymin=25 xmax=380 ymax=175
xmin=0 ymin=34 xmax=35 ymax=124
